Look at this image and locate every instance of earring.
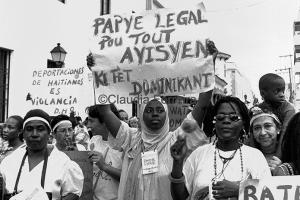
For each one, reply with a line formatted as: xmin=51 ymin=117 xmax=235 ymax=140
xmin=212 ymin=128 xmax=216 ymax=135
xmin=212 ymin=128 xmax=218 ymax=144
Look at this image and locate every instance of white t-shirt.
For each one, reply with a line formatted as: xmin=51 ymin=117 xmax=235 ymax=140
xmin=0 ymin=145 xmax=84 ymax=200
xmin=89 ymin=135 xmax=123 ymax=200
xmin=183 ymin=143 xmax=271 ymax=200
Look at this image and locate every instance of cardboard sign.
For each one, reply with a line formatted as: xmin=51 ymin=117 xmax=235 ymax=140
xmin=164 ymin=96 xmax=194 ymax=131
xmin=239 ymin=176 xmax=300 ymax=200
xmin=64 ymin=151 xmax=93 ymax=200
xmin=90 ymin=7 xmax=215 ymax=103
xmin=26 ymin=67 xmax=94 ymax=116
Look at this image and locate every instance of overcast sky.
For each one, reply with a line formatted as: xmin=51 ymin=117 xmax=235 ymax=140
xmin=2 ymin=0 xmax=300 ymax=116
xmin=114 ymin=0 xmax=300 ymax=96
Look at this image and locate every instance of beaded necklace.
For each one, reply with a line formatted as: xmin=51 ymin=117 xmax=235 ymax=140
xmin=213 ymin=143 xmax=244 ymax=182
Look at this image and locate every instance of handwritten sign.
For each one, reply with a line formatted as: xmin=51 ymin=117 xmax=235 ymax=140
xmin=90 ymin=7 xmax=215 ymax=102
xmin=163 ymin=96 xmax=194 ymax=131
xmin=239 ymin=176 xmax=300 ymax=200
xmin=27 ymin=67 xmax=94 ymax=116
xmin=64 ymin=151 xmax=93 ymax=200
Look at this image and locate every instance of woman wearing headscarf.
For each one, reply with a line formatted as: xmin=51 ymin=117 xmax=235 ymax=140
xmin=94 ymin=88 xmax=212 ymax=200
xmin=170 ymin=96 xmax=271 ymax=200
xmin=0 ymin=109 xmax=84 ymax=200
xmin=51 ymin=114 xmax=86 ymax=151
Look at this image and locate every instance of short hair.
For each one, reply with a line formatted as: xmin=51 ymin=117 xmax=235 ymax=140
xmin=75 ymin=116 xmax=82 ymax=122
xmin=8 ymin=115 xmax=24 ymax=141
xmin=259 ymin=73 xmax=284 ymax=91
xmin=212 ymin=96 xmax=250 ymax=138
xmin=86 ymin=104 xmax=121 ymax=123
xmin=281 ymin=112 xmax=300 ymax=174
xmin=9 ymin=115 xmax=23 ymax=131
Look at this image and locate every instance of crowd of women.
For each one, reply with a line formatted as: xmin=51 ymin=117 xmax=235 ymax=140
xmin=0 ymin=42 xmax=299 ymax=200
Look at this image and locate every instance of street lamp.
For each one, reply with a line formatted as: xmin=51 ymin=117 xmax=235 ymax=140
xmin=50 ymin=43 xmax=67 ymax=68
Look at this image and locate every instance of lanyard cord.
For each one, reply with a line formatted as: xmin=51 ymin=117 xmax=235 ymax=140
xmin=141 ymin=140 xmax=159 ymax=153
xmin=13 ymin=148 xmax=49 ymax=194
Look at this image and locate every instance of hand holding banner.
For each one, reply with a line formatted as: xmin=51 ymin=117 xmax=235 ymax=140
xmin=90 ymin=7 xmax=215 ymax=104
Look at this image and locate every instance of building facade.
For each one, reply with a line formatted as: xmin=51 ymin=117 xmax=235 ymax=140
xmin=0 ymin=48 xmax=12 ymax=122
xmin=294 ymin=10 xmax=300 ymax=111
xmin=214 ymin=52 xmax=231 ymax=94
xmin=225 ymin=62 xmax=254 ymax=108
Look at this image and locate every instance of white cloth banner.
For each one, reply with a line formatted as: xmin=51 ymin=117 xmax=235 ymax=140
xmin=90 ymin=7 xmax=215 ymax=104
xmin=26 ymin=67 xmax=94 ymax=116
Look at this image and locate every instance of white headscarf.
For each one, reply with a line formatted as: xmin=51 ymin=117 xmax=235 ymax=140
xmin=140 ymin=97 xmax=170 ymax=149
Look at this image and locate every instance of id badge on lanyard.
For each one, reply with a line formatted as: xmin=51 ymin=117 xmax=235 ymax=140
xmin=141 ymin=150 xmax=158 ymax=175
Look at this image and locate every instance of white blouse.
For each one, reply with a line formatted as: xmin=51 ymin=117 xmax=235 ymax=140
xmin=183 ymin=143 xmax=271 ymax=199
xmin=0 ymin=145 xmax=84 ymax=199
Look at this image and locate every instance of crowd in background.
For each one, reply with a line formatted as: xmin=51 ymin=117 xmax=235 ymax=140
xmin=0 ymin=45 xmax=299 ymax=200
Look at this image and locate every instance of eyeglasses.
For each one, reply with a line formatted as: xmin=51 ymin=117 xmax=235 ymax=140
xmin=214 ymin=114 xmax=241 ymax=122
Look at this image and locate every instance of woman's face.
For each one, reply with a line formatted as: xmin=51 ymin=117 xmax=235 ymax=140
xmin=2 ymin=117 xmax=21 ymax=141
xmin=143 ymin=100 xmax=166 ymax=131
xmin=215 ymin=102 xmax=244 ymax=141
xmin=54 ymin=122 xmax=74 ymax=146
xmin=23 ymin=120 xmax=49 ymax=151
xmin=252 ymin=116 xmax=278 ymax=148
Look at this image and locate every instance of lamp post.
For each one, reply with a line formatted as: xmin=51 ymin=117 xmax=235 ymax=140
xmin=50 ymin=43 xmax=67 ymax=68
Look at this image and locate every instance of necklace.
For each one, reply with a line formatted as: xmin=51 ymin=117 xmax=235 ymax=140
xmin=217 ymin=148 xmax=237 ymax=164
xmin=213 ymin=143 xmax=244 ymax=182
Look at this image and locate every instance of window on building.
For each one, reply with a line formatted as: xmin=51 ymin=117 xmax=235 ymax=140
xmin=295 ymin=72 xmax=300 ymax=84
xmin=295 ymin=22 xmax=300 ymax=34
xmin=0 ymin=48 xmax=12 ymax=122
xmin=295 ymin=45 xmax=300 ymax=62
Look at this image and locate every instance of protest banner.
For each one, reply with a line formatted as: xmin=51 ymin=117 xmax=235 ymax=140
xmin=90 ymin=7 xmax=215 ymax=104
xmin=26 ymin=67 xmax=94 ymax=116
xmin=239 ymin=176 xmax=300 ymax=200
xmin=163 ymin=96 xmax=195 ymax=131
xmin=64 ymin=151 xmax=93 ymax=200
